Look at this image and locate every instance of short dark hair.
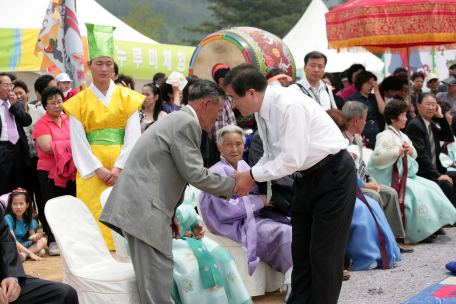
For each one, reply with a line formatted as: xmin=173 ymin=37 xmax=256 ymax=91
xmin=411 ymin=72 xmax=424 ymax=81
xmin=384 ymin=99 xmax=408 ymax=125
xmin=13 ymin=80 xmax=29 ymax=93
xmin=182 ymin=75 xmax=200 ymax=105
xmin=438 ymin=101 xmax=452 ymax=115
xmin=347 ymin=64 xmax=365 ymax=84
xmin=222 ymin=63 xmax=267 ymax=97
xmin=188 ymin=79 xmax=227 ymax=104
xmin=159 ymin=77 xmax=173 ymax=102
xmin=5 ymin=73 xmax=16 ymax=82
xmin=34 ymin=74 xmax=55 ymax=96
xmin=114 ymin=62 xmax=119 ymax=76
xmin=449 ymin=64 xmax=456 ymax=71
xmin=142 ymin=83 xmax=163 ymax=121
xmin=380 ymin=76 xmax=403 ymax=92
xmin=354 ymin=71 xmax=376 ymax=91
xmin=339 ymin=69 xmax=349 ymax=83
xmin=326 ymin=109 xmax=348 ymax=132
xmin=322 ymin=72 xmax=336 ymax=87
xmin=304 ymin=51 xmax=327 ymax=65
xmin=0 ymin=72 xmax=12 ymax=84
xmin=114 ymin=74 xmax=135 ymax=90
xmin=416 ymin=92 xmax=435 ymax=104
xmin=41 ymin=86 xmax=64 ymax=108
xmin=153 ymin=72 xmax=165 ymax=84
xmin=394 ymin=67 xmax=407 ymax=75
xmin=266 ymin=68 xmax=286 ymax=80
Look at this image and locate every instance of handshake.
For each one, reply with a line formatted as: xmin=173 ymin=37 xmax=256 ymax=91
xmin=230 ymin=171 xmax=257 ymax=197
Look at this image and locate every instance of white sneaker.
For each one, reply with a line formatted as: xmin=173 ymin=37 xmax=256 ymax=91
xmin=36 ymin=248 xmax=46 ymax=257
xmin=48 ymin=242 xmax=60 ymax=256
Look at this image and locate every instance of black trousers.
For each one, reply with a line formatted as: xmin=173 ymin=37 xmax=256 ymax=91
xmin=13 ymin=275 xmax=78 ymax=304
xmin=436 ymin=170 xmax=456 ymax=208
xmin=38 ymin=170 xmax=76 ymax=243
xmin=287 ymin=150 xmax=357 ymax=304
xmin=208 ymin=136 xmax=221 ymax=168
xmin=26 ymin=156 xmax=43 ymax=212
xmin=0 ymin=141 xmax=29 ymax=195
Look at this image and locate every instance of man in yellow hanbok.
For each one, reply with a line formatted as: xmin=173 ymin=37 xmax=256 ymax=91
xmin=63 ymin=23 xmax=144 ymax=250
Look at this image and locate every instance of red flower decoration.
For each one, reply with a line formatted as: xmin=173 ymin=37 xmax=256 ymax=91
xmin=264 ymin=55 xmax=274 ymax=67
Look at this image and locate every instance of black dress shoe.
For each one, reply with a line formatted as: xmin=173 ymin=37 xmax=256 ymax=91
xmin=421 ymin=237 xmax=435 ymax=243
xmin=434 ymin=228 xmax=446 ymax=235
xmin=397 ymin=244 xmax=415 ymax=253
xmin=343 ymin=273 xmax=350 ymax=281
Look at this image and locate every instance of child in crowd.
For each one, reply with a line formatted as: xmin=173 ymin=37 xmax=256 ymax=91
xmin=5 ymin=188 xmax=47 ymax=261
xmin=56 ymin=73 xmax=78 ymax=102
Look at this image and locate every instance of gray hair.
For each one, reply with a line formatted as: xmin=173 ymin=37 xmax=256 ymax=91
xmin=342 ymin=101 xmax=369 ymax=121
xmin=188 ymin=79 xmax=227 ymax=104
xmin=216 ymin=125 xmax=246 ymax=146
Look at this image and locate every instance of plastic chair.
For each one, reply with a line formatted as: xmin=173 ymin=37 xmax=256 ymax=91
xmin=100 ymin=188 xmax=132 ymax=263
xmin=45 ymin=196 xmax=140 ymax=304
xmin=190 ymin=186 xmax=285 ymax=297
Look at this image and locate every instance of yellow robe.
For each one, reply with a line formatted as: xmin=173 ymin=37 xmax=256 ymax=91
xmin=63 ymin=86 xmax=144 ymax=250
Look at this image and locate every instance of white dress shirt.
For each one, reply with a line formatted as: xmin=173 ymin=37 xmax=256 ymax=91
xmin=187 ymin=104 xmax=199 ymax=123
xmin=289 ymin=77 xmax=336 ymax=110
xmin=251 ymin=86 xmax=347 ymax=182
xmin=69 ymin=80 xmax=141 ymax=179
xmin=0 ymin=99 xmax=18 ymax=141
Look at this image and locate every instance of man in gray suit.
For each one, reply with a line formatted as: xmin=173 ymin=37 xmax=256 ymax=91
xmin=99 ymin=80 xmax=237 ymax=304
xmin=342 ymin=101 xmax=413 ymax=253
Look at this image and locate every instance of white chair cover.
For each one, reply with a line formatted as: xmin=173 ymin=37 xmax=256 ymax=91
xmin=100 ymin=188 xmax=132 ymax=263
xmin=190 ymin=186 xmax=284 ymax=297
xmin=45 ymin=196 xmax=140 ymax=304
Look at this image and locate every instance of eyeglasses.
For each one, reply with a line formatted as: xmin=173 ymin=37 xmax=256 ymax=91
xmin=422 ymin=103 xmax=437 ymax=108
xmin=2 ymin=83 xmax=14 ymax=89
xmin=47 ymin=101 xmax=63 ymax=107
xmin=228 ymin=89 xmax=252 ymax=104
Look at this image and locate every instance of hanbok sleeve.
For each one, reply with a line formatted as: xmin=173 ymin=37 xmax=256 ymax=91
xmin=371 ymin=131 xmax=401 ymax=170
xmin=69 ymin=114 xmax=103 ymax=179
xmin=403 ymin=133 xmax=418 ymax=160
xmin=113 ymin=110 xmax=141 ymax=169
xmin=175 ymin=204 xmax=201 ymax=238
xmin=208 ymin=192 xmax=264 ymax=222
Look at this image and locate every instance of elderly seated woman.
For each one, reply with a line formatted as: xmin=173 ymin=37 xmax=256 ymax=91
xmin=200 ymin=125 xmax=292 ymax=280
xmin=367 ymin=100 xmax=456 ymax=244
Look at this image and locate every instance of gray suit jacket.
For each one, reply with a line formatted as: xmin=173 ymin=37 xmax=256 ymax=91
xmin=343 ymin=131 xmax=377 ymax=185
xmin=99 ymin=106 xmax=236 ymax=255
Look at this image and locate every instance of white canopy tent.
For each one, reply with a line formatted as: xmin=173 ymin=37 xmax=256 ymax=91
xmin=283 ymin=0 xmax=384 ymax=80
xmin=1 ymin=0 xmax=158 ymax=44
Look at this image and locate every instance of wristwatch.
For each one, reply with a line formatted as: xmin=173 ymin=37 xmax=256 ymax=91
xmin=249 ymin=168 xmax=255 ymax=180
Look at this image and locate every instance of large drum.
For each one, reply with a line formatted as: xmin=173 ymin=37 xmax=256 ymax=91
xmin=189 ymin=27 xmax=296 ymax=81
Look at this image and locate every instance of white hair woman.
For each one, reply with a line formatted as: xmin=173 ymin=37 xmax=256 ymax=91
xmin=200 ymin=125 xmax=293 ymax=301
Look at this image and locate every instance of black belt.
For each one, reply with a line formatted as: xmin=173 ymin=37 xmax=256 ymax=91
xmin=296 ymin=150 xmax=343 ymax=178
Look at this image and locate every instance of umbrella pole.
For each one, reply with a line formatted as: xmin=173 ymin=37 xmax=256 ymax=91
xmin=407 ymin=43 xmax=412 ymax=105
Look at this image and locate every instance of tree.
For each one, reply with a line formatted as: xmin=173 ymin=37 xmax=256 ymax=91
xmin=120 ymin=0 xmax=163 ymax=41
xmin=184 ymin=0 xmax=311 ymax=44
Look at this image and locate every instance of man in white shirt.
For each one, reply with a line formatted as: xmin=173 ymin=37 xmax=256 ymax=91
xmin=225 ymin=63 xmax=358 ymax=304
xmin=289 ymin=51 xmax=337 ymax=110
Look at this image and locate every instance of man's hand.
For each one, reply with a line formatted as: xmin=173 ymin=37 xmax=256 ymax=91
xmin=1 ymin=278 xmax=21 ymax=303
xmin=106 ymin=167 xmax=122 ymax=185
xmin=8 ymin=92 xmax=16 ymax=106
xmin=364 ymin=182 xmax=381 ymax=193
xmin=192 ymin=222 xmax=205 ymax=240
xmin=0 ymin=285 xmax=7 ymax=304
xmin=172 ymin=216 xmax=181 ymax=240
xmin=438 ymin=175 xmax=453 ymax=184
xmin=230 ymin=171 xmax=256 ymax=197
xmin=398 ymin=146 xmax=405 ymax=156
xmin=434 ymin=104 xmax=444 ymax=118
xmin=260 ymin=194 xmax=276 ymax=208
xmin=95 ymin=167 xmax=111 ymax=186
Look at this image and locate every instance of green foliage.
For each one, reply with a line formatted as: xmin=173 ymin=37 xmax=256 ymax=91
xmin=185 ymin=0 xmax=311 ymax=43
xmin=95 ymin=0 xmax=214 ymax=45
xmin=119 ymin=0 xmax=163 ymax=41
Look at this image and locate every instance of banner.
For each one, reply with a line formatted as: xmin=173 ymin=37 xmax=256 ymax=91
xmin=1 ymin=28 xmax=195 ymax=79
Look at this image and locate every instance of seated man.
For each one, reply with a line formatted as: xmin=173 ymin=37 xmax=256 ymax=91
xmin=406 ymin=93 xmax=456 ymax=208
xmin=342 ymin=101 xmax=411 ymax=252
xmin=200 ymin=125 xmax=292 ymax=277
xmin=0 ymin=205 xmax=78 ymax=304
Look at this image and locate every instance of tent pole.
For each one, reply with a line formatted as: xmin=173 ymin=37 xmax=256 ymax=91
xmin=407 ymin=43 xmax=412 ymax=105
xmin=75 ymin=0 xmax=77 ymax=13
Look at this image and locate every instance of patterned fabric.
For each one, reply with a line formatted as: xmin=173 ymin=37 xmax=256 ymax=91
xmin=85 ymin=23 xmax=116 ymax=61
xmin=436 ymin=92 xmax=456 ymax=118
xmin=211 ymin=99 xmax=236 ymax=143
xmin=257 ymin=114 xmax=272 ymax=203
xmin=428 ymin=124 xmax=437 ymax=168
xmin=354 ymin=138 xmax=367 ymax=182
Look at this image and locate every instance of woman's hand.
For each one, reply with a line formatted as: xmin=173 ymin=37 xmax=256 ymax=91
xmin=403 ymin=143 xmax=413 ymax=156
xmin=95 ymin=167 xmax=111 ymax=186
xmin=260 ymin=194 xmax=276 ymax=207
xmin=398 ymin=146 xmax=405 ymax=156
xmin=172 ymin=216 xmax=181 ymax=240
xmin=33 ymin=233 xmax=43 ymax=242
xmin=29 ymin=253 xmax=44 ymax=261
xmin=183 ymin=230 xmax=193 ymax=238
xmin=172 ymin=81 xmax=180 ymax=93
xmin=371 ymin=80 xmax=379 ymax=93
xmin=192 ymin=222 xmax=205 ymax=240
